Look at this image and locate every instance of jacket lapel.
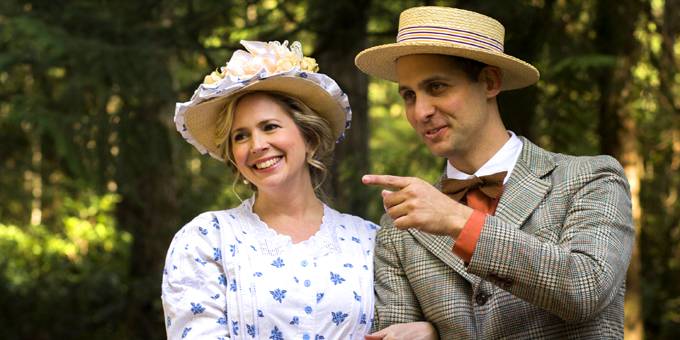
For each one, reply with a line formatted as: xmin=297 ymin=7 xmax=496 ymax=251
xmin=495 ymin=137 xmax=555 ymax=229
xmin=406 ymin=137 xmax=555 ymax=282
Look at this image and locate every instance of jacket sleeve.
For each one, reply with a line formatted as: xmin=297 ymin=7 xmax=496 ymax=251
xmin=372 ymin=214 xmax=425 ymax=331
xmin=466 ymin=156 xmax=634 ymax=322
xmin=161 ymin=215 xmax=230 ymax=339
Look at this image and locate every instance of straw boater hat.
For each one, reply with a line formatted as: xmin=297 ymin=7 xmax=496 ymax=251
xmin=355 ymin=7 xmax=539 ymax=90
xmin=175 ymin=40 xmax=352 ymax=161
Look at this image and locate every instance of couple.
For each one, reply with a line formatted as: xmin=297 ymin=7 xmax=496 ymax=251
xmin=162 ymin=6 xmax=634 ymax=340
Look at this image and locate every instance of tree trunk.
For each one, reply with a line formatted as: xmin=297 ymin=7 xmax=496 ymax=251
xmin=495 ymin=0 xmax=556 ymax=140
xmin=597 ymin=53 xmax=644 ymax=340
xmin=649 ymin=0 xmax=680 ymax=335
xmin=116 ymin=102 xmax=179 ymax=339
xmin=593 ymin=1 xmax=645 ymax=338
xmin=619 ymin=103 xmax=644 ymax=340
xmin=308 ymin=0 xmax=372 ymax=216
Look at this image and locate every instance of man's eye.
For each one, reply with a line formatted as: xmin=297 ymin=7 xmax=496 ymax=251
xmin=400 ymin=91 xmax=415 ymax=103
xmin=429 ymin=82 xmax=446 ymax=92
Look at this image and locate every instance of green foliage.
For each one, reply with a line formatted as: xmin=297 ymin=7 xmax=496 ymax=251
xmin=0 ymin=192 xmax=131 ymax=339
xmin=550 ymin=54 xmax=618 ymax=75
xmin=1 ymin=0 xmax=679 ymax=338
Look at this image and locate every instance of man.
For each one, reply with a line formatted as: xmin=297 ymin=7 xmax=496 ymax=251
xmin=355 ymin=6 xmax=634 ymax=339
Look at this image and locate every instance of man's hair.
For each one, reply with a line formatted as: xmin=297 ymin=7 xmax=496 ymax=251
xmin=447 ymin=55 xmax=487 ymax=82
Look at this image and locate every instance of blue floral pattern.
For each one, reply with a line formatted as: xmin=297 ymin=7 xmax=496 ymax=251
xmin=161 ymin=196 xmax=378 ymax=339
xmin=269 ymin=326 xmax=283 ymax=340
xmin=330 ymin=272 xmax=345 ymax=285
xmin=246 ymin=324 xmax=256 ymax=338
xmin=190 ymin=302 xmax=205 ymax=315
xmin=232 ymin=321 xmax=239 ymax=336
xmin=270 ymin=288 xmax=287 ymax=303
xmin=271 ymin=257 xmax=285 ymax=268
xmin=331 ymin=311 xmax=349 ymax=326
xmin=181 ymin=327 xmax=191 ymax=338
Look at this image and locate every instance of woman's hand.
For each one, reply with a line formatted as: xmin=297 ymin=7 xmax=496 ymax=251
xmin=365 ymin=321 xmax=439 ymax=340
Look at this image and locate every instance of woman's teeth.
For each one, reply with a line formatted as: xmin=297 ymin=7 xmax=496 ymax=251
xmin=255 ymin=157 xmax=281 ymax=169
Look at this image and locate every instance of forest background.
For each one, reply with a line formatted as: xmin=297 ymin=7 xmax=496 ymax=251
xmin=1 ymin=0 xmax=679 ymax=339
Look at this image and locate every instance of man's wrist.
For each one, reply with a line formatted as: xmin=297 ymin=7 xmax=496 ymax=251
xmin=446 ymin=205 xmax=474 ymax=239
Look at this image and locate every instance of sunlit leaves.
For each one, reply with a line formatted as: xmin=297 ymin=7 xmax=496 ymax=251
xmin=0 ymin=192 xmax=130 ymax=292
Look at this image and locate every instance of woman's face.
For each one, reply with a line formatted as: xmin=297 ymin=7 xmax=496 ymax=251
xmin=230 ymin=93 xmax=311 ymax=193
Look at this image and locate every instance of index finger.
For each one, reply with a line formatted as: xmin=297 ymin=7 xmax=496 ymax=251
xmin=364 ymin=335 xmax=384 ymax=340
xmin=362 ymin=174 xmax=413 ymax=190
xmin=364 ymin=329 xmax=387 ymax=339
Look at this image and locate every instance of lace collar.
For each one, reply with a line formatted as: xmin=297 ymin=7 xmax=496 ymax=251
xmin=235 ymin=196 xmax=341 ymax=256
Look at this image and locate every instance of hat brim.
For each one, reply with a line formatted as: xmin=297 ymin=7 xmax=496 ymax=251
xmin=355 ymin=41 xmax=539 ymax=90
xmin=183 ymin=76 xmax=347 ymax=158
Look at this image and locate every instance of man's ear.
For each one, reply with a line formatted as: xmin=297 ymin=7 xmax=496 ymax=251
xmin=479 ymin=66 xmax=502 ymax=98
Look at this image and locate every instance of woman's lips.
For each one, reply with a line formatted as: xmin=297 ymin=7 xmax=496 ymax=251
xmin=252 ymin=156 xmax=282 ymax=170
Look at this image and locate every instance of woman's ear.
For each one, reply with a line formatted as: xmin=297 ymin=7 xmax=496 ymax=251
xmin=480 ymin=66 xmax=502 ymax=98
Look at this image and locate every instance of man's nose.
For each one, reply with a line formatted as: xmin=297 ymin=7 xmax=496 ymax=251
xmin=413 ymin=96 xmax=435 ymax=122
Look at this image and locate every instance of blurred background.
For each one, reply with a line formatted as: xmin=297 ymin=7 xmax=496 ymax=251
xmin=0 ymin=0 xmax=678 ymax=339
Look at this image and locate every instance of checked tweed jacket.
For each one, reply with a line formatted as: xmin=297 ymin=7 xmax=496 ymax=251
xmin=373 ymin=137 xmax=634 ymax=339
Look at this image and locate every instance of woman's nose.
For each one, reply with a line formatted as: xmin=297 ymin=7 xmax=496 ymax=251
xmin=249 ymin=132 xmax=270 ymax=154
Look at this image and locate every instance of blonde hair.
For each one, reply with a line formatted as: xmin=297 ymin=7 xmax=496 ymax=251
xmin=214 ymin=91 xmax=335 ymax=198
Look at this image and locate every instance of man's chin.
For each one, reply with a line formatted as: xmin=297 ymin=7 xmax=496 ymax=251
xmin=425 ymin=144 xmax=451 ymax=158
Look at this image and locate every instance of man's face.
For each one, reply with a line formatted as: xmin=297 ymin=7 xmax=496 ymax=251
xmin=395 ymin=54 xmax=492 ymax=159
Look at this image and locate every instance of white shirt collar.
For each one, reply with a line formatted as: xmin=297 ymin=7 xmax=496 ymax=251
xmin=446 ymin=131 xmax=523 ymax=184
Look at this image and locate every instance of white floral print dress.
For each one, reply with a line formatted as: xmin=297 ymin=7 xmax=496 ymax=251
xmin=161 ymin=196 xmax=378 ymax=340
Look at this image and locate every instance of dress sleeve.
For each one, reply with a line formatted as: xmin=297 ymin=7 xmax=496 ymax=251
xmin=161 ymin=214 xmax=230 ymax=339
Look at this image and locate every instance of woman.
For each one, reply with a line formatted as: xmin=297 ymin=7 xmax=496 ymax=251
xmin=162 ymin=40 xmax=378 ymax=340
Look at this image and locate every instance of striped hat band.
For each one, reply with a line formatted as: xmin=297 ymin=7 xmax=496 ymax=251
xmin=397 ymin=25 xmax=504 ymax=53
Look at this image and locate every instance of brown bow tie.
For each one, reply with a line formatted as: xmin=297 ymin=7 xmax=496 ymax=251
xmin=441 ymin=171 xmax=507 ymax=202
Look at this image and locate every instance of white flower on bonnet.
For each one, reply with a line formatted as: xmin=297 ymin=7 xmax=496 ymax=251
xmin=204 ymin=41 xmax=319 ymax=85
xmin=175 ymin=39 xmax=351 ymax=162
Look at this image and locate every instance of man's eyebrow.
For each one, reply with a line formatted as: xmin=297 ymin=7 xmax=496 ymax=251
xmin=399 ymin=75 xmax=450 ymax=92
xmin=418 ymin=75 xmax=449 ymax=87
xmin=398 ymin=84 xmax=411 ymax=92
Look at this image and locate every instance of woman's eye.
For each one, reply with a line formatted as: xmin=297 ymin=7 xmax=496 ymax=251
xmin=263 ymin=123 xmax=280 ymax=131
xmin=232 ymin=133 xmax=246 ymax=142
